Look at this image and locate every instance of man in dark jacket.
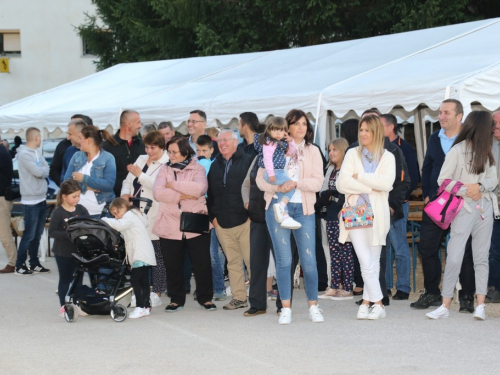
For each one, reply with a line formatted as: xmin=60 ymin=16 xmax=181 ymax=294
xmin=208 ymin=130 xmax=253 ymax=311
xmin=102 ymin=110 xmax=145 ymax=197
xmin=236 ymin=111 xmax=260 ymax=158
xmin=49 ymin=114 xmax=93 ymax=186
xmin=381 ymin=114 xmax=419 ymax=300
xmin=411 ymin=99 xmax=475 ymax=312
xmin=0 ymin=142 xmax=17 ymax=273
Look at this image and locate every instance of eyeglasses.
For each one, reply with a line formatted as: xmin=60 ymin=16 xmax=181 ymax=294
xmin=217 ymin=138 xmax=236 ymax=143
xmin=167 ymin=150 xmax=181 ymax=155
xmin=187 ymin=120 xmax=205 ymax=125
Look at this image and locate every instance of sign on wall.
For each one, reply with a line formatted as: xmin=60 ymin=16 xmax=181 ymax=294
xmin=0 ymin=58 xmax=9 ymax=73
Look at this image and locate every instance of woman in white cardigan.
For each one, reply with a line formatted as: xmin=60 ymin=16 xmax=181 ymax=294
xmin=337 ymin=115 xmax=395 ymax=320
xmin=121 ymin=131 xmax=169 ymax=305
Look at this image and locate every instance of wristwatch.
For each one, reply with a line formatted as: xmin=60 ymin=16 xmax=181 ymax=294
xmin=479 ymin=183 xmax=485 ymax=193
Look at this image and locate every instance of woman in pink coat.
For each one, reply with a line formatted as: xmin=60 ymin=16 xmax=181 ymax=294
xmin=153 ymin=136 xmax=216 ymax=312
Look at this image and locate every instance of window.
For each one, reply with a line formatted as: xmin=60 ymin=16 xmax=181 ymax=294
xmin=0 ymin=31 xmax=21 ymax=55
xmin=82 ymin=38 xmax=95 ymax=56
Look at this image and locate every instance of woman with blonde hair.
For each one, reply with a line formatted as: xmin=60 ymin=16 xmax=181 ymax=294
xmin=337 ymin=115 xmax=395 ymax=320
xmin=318 ymin=138 xmax=355 ymax=300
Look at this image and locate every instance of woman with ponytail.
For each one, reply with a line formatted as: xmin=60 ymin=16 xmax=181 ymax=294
xmin=64 ymin=125 xmax=117 ymax=216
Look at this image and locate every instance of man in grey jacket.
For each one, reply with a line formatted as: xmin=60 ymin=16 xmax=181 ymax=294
xmin=15 ymin=127 xmax=51 ymax=275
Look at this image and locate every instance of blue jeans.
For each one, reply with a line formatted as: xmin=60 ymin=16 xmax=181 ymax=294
xmin=265 ymin=200 xmax=318 ymax=301
xmin=488 ymin=218 xmax=500 ymax=290
xmin=264 ymin=170 xmax=294 ymax=205
xmin=386 ymin=202 xmax=411 ymax=293
xmin=16 ymin=201 xmax=47 ymax=268
xmin=210 ymin=228 xmax=226 ymax=293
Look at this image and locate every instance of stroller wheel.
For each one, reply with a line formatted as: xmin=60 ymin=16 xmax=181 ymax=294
xmin=110 ymin=303 xmax=127 ymax=322
xmin=64 ymin=304 xmax=79 ymax=323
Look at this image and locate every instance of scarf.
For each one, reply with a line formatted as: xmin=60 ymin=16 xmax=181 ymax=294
xmin=286 ymin=139 xmax=305 ymax=177
xmin=167 ymin=157 xmax=191 ymax=170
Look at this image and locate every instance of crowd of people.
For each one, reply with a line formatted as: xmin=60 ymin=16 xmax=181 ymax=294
xmin=1 ymin=101 xmax=500 ymax=324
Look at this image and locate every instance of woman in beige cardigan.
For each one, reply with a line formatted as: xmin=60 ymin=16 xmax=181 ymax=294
xmin=256 ymin=109 xmax=324 ymax=325
xmin=337 ymin=115 xmax=395 ymax=320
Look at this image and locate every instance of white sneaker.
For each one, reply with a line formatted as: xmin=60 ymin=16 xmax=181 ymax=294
xmin=278 ymin=307 xmax=292 ymax=324
xmin=473 ymin=303 xmax=486 ymax=320
xmin=426 ymin=304 xmax=449 ymax=319
xmin=59 ymin=306 xmax=65 ymax=318
xmin=130 ymin=295 xmax=136 ymax=308
xmin=367 ymin=304 xmax=386 ymax=320
xmin=280 ymin=216 xmax=302 ymax=229
xmin=273 ymin=203 xmax=285 ymax=223
xmin=129 ymin=307 xmax=150 ymax=319
xmin=150 ymin=292 xmax=162 ymax=308
xmin=309 ymin=305 xmax=324 ymax=323
xmin=357 ymin=304 xmax=370 ymax=320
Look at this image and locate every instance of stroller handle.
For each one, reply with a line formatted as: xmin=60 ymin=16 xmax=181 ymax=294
xmin=129 ymin=197 xmax=153 ymax=215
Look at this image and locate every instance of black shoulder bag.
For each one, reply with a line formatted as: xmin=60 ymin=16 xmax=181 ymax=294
xmin=174 ymin=171 xmax=210 ymax=235
xmin=4 ymin=182 xmax=21 ymax=201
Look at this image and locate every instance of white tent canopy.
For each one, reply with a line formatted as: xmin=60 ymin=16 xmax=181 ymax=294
xmin=1 ymin=17 xmax=500 ymax=164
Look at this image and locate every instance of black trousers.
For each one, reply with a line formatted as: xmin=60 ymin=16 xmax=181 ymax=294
xmin=418 ymin=210 xmax=474 ymax=296
xmin=315 ymin=215 xmax=328 ymax=291
xmin=55 ymin=255 xmax=90 ymax=307
xmin=248 ymin=221 xmax=274 ymax=311
xmin=131 ymin=266 xmax=151 ymax=308
xmin=379 ymin=246 xmax=388 ymax=298
xmin=160 ymin=234 xmax=212 ymax=306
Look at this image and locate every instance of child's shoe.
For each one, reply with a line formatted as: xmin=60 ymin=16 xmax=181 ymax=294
xmin=281 ymin=216 xmax=301 ymax=229
xmin=273 ymin=203 xmax=285 ymax=223
xmin=129 ymin=307 xmax=150 ymax=319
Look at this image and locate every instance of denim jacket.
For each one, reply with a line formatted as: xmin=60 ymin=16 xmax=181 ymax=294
xmin=64 ymin=150 xmax=116 ymax=204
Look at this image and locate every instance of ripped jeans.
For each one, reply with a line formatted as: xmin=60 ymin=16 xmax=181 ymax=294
xmin=265 ymin=199 xmax=318 ymax=301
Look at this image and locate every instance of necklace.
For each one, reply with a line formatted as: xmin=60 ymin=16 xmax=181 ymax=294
xmin=363 ymin=150 xmax=373 ymax=163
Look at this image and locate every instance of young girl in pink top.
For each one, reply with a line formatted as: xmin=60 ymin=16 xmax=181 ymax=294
xmin=254 ymin=116 xmax=300 ymax=229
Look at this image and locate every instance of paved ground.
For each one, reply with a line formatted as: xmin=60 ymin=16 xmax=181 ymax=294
xmin=1 ymin=250 xmax=500 ymax=375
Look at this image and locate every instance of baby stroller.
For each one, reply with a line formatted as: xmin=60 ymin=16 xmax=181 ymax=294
xmin=63 ymin=198 xmax=152 ymax=323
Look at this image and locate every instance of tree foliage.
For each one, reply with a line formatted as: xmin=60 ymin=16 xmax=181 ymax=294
xmin=78 ymin=0 xmax=500 ymax=70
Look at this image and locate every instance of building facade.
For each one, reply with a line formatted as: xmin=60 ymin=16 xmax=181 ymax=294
xmin=0 ymin=0 xmax=98 ymax=106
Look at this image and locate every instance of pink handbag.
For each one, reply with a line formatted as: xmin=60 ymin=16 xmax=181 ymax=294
xmin=424 ymin=179 xmax=464 ymax=230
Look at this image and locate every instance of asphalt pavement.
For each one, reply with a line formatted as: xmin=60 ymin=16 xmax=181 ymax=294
xmin=1 ymin=248 xmax=500 ymax=375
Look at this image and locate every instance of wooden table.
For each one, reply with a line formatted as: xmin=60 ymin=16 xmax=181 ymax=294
xmin=408 ymin=201 xmax=424 ymax=211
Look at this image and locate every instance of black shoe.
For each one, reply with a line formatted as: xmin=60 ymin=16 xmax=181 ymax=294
xmin=202 ymin=303 xmax=217 ymax=311
xmin=410 ymin=292 xmax=442 ymax=309
xmin=244 ymin=307 xmax=266 ymax=317
xmin=393 ymin=290 xmax=410 ymax=300
xmin=382 ymin=296 xmax=390 ymax=306
xmin=30 ymin=264 xmax=50 ymax=274
xmin=15 ymin=264 xmax=34 ymax=276
xmin=459 ymin=295 xmax=474 ymax=314
xmin=165 ymin=303 xmax=183 ymax=313
xmin=387 ymin=289 xmax=392 ymax=296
